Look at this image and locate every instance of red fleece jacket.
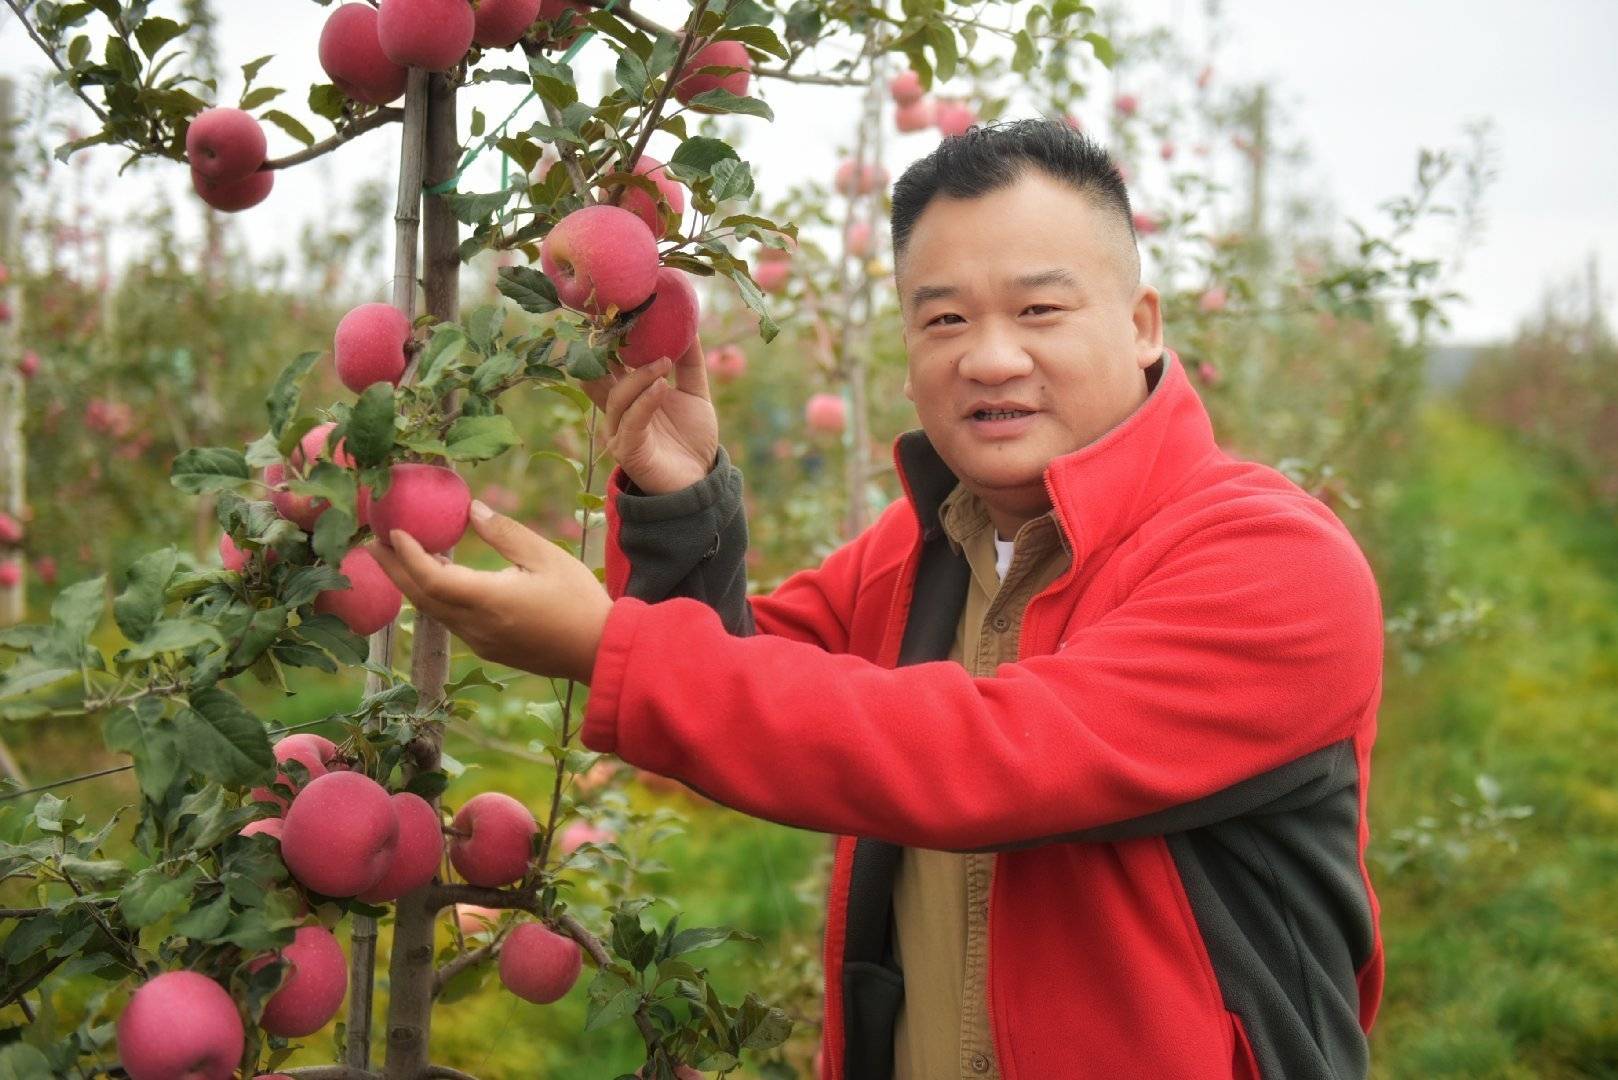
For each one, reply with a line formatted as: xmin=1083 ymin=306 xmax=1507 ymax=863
xmin=584 ymin=350 xmax=1385 ymax=1080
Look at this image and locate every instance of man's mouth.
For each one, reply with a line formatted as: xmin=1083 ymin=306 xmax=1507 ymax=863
xmin=971 ymin=408 xmax=1034 ymax=421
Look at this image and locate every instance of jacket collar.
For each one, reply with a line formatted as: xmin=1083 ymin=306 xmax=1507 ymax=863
xmin=891 ymin=349 xmax=1220 ymax=569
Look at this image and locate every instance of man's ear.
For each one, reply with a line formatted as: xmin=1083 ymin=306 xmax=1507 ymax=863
xmin=1131 ymin=284 xmax=1164 ymax=369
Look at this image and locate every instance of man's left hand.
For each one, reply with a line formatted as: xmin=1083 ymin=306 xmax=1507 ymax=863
xmin=369 ymin=500 xmax=613 ymax=685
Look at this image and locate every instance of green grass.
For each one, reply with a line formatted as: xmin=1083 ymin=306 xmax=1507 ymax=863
xmin=1367 ymin=405 xmax=1618 ymax=1079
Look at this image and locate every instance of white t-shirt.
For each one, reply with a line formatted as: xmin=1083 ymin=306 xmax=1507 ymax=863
xmin=993 ymin=535 xmax=1015 ymax=582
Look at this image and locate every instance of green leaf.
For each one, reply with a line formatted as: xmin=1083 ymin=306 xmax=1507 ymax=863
xmin=417 ymin=325 xmax=468 ymax=387
xmin=309 ymin=82 xmax=347 ymax=122
xmin=668 ymin=137 xmax=739 ymax=179
xmin=615 ymin=49 xmax=649 ymax=99
xmin=665 ymin=924 xmax=757 ymax=959
xmin=927 ymin=23 xmax=959 ymax=83
xmin=279 ymin=565 xmax=347 ymax=609
xmin=295 ymin=612 xmax=370 ymax=665
xmin=266 ymin=351 xmax=321 ymax=436
xmin=443 ymin=189 xmax=513 ymax=225
xmin=120 ymin=864 xmax=202 ymax=927
xmin=0 ymin=1042 xmax=54 ymax=1080
xmin=346 ymin=382 xmax=397 ymax=468
xmin=50 ymin=576 xmax=106 ymax=642
xmin=783 ymin=0 xmax=821 ymax=43
xmin=585 ymin=985 xmax=643 ymax=1032
xmin=464 ymin=303 xmax=505 ymax=352
xmin=104 ymin=37 xmax=139 ymax=80
xmin=497 ymin=266 xmax=560 ymax=316
xmin=728 ymin=267 xmax=779 ymax=343
xmin=1083 ymin=31 xmax=1115 ymax=69
xmin=722 ymin=0 xmax=772 ymax=27
xmin=403 ymin=770 xmax=449 ymax=801
xmin=171 ymin=893 xmax=232 ymax=941
xmin=133 ymin=16 xmax=184 ymax=59
xmin=103 ymin=699 xmax=181 ymax=803
xmin=710 ymin=158 xmax=754 ymax=203
xmin=228 ymin=605 xmax=287 ymax=671
xmin=239 ymin=85 xmax=283 ymax=110
xmin=178 ymin=688 xmax=274 ymax=786
xmin=564 ymin=339 xmax=609 ymax=381
xmin=445 ymin=415 xmax=520 ymax=462
xmin=261 ymin=109 xmax=314 ymax=147
xmin=120 ymin=618 xmax=225 ymax=662
xmin=241 ymin=54 xmax=274 ymax=85
xmin=59 ymin=855 xmax=127 ymax=888
xmin=471 ymin=350 xmax=521 ymax=394
xmin=114 ymin=547 xmax=179 ymax=643
xmin=720 ymin=24 xmax=789 ymax=58
xmin=1012 ymin=29 xmax=1037 ymax=74
xmin=172 ymin=447 xmax=250 ymax=493
xmin=685 ymin=89 xmax=772 ymax=121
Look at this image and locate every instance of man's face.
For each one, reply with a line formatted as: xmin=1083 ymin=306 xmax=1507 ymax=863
xmin=898 ymin=169 xmax=1163 ymax=532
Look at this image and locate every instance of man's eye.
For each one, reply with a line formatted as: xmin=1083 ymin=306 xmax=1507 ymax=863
xmin=1023 ymin=304 xmax=1059 ymax=316
xmin=927 ymin=313 xmax=963 ymax=327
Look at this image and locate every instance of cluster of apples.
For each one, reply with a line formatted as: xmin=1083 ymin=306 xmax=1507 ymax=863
xmin=888 ymin=69 xmax=977 ymax=137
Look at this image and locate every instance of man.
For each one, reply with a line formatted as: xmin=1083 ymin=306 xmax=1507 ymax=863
xmin=373 ymin=120 xmax=1386 ymax=1080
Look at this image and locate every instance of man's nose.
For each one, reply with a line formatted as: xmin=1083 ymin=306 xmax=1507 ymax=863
xmin=957 ymin=322 xmax=1034 ymax=384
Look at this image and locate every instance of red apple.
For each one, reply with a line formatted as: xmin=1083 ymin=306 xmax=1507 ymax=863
xmin=540 ymin=204 xmax=659 ymax=316
xmin=249 ymin=733 xmax=339 ymax=810
xmin=251 ymin=924 xmax=348 ymax=1037
xmin=673 ymin=39 xmax=752 ymax=107
xmin=1198 ymin=286 xmax=1228 ymax=313
xmin=281 ymin=771 xmax=399 ymax=896
xmin=449 ymin=791 xmax=537 ymax=887
xmin=618 ymin=268 xmax=699 ymax=369
xmin=377 ymin=0 xmax=475 ymax=71
xmin=498 ymin=922 xmax=582 ymax=1003
xmin=557 ymin=820 xmax=614 ymax=856
xmin=1114 ymin=93 xmax=1139 ymax=116
xmin=34 ymin=556 xmax=57 ymax=585
xmin=456 ymin=903 xmax=501 ymax=934
xmin=1160 ymin=141 xmax=1177 ymax=161
xmin=845 ymin=220 xmax=873 ymax=259
xmin=192 ymin=167 xmax=274 ymax=213
xmin=314 ymin=547 xmax=402 ymax=636
xmin=473 ymin=0 xmax=542 ymax=47
xmin=0 ymin=561 xmax=20 ymax=588
xmin=604 ymin=156 xmax=685 ymax=240
xmin=1132 ymin=211 xmax=1159 ymax=235
xmin=17 ymin=351 xmax=39 ymax=378
xmin=356 ymin=792 xmax=444 ymax=901
xmin=319 ymin=4 xmax=409 ymax=105
xmin=833 ymin=159 xmax=887 ymax=197
xmin=369 ymin=463 xmax=471 ymax=554
xmin=805 ymin=393 xmax=845 ymax=434
xmin=894 ymin=98 xmax=933 ymax=133
xmin=267 ymin=423 xmax=360 ymax=531
xmin=116 ymin=971 xmax=244 ymax=1080
xmin=889 ymin=69 xmax=923 ymax=105
xmin=186 ymin=108 xmax=267 ymax=182
xmin=706 ymin=344 xmax=747 ymax=382
xmin=219 ymin=533 xmax=250 ymax=572
xmin=0 ymin=512 xmax=21 ymax=544
xmin=753 ymin=259 xmax=790 ymax=294
xmin=334 ymin=302 xmax=410 ymax=393
xmin=935 ymin=99 xmax=977 ymax=137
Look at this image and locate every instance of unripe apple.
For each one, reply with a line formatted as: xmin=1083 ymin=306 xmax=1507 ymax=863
xmin=0 ymin=512 xmax=21 ymax=544
xmin=604 ymin=156 xmax=685 ymax=240
xmin=673 ymin=39 xmax=752 ymax=107
xmin=251 ymin=924 xmax=348 ymax=1037
xmin=618 ymin=268 xmax=699 ymax=369
xmin=449 ymin=791 xmax=537 ymax=887
xmin=249 ymin=733 xmax=339 ymax=810
xmin=240 ymin=816 xmax=284 ymax=840
xmin=706 ymin=344 xmax=747 ymax=382
xmin=498 ymin=922 xmax=582 ymax=1003
xmin=935 ymin=99 xmax=977 ymax=137
xmin=187 ymin=108 xmax=267 ymax=182
xmin=314 ymin=547 xmax=402 ymax=636
xmin=18 ymin=351 xmax=39 ymax=379
xmin=192 ymin=167 xmax=274 ymax=213
xmin=1114 ymin=93 xmax=1139 ymax=116
xmin=752 ymin=259 xmax=790 ymax=295
xmin=805 ymin=393 xmax=846 ymax=434
xmin=320 ymin=4 xmax=409 ymax=105
xmin=894 ymin=99 xmax=933 ymax=133
xmin=456 ymin=903 xmax=502 ymax=934
xmin=281 ymin=771 xmax=399 ymax=896
xmin=540 ymin=204 xmax=659 ymax=317
xmin=378 ymin=0 xmax=474 ymax=70
xmin=357 ymin=792 xmax=444 ymax=901
xmin=0 ymin=561 xmax=20 ymax=588
xmin=1198 ymin=286 xmax=1228 ymax=313
xmin=889 ymin=69 xmax=923 ymax=105
xmin=334 ymin=302 xmax=410 ymax=393
xmin=473 ymin=0 xmax=542 ymax=47
xmin=845 ymin=220 xmax=873 ymax=259
xmin=116 ymin=971 xmax=244 ymax=1080
xmin=369 ymin=463 xmax=471 ymax=554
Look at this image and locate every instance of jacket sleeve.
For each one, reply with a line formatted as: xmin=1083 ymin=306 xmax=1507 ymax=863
xmin=603 ymin=446 xmax=869 ymax=652
xmin=583 ymin=509 xmax=1385 ymax=850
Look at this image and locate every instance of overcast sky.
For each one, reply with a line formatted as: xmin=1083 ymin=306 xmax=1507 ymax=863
xmin=3 ymin=0 xmax=1614 ymax=344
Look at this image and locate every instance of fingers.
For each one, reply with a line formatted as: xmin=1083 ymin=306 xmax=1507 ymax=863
xmin=603 ymin=356 xmax=673 ymax=433
xmin=468 ymin=500 xmax=551 ymax=569
xmin=371 ymin=530 xmax=484 ymax=612
xmin=671 ymin=334 xmax=711 ymax=399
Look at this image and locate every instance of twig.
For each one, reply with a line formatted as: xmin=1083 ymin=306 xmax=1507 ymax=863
xmin=2 ymin=0 xmax=113 ymax=126
xmin=539 ymin=98 xmax=595 ymax=202
xmin=556 ymin=912 xmax=660 ymax=1046
xmin=575 ymin=0 xmax=670 ymax=37
xmin=432 ymin=938 xmax=502 ymax=997
xmin=281 ymin=1069 xmax=383 ymax=1080
xmin=754 ymin=66 xmax=866 ymax=87
xmin=0 ymin=899 xmax=116 ymax=918
xmin=0 ymin=953 xmax=67 ymax=1009
xmin=265 ymin=107 xmax=403 ymax=170
xmin=422 ymin=1068 xmax=481 ymax=1080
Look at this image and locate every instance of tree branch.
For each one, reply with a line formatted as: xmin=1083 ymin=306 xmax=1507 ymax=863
xmin=422 ymin=1068 xmax=481 ymax=1080
xmin=2 ymin=0 xmax=113 ymax=126
xmin=422 ymin=882 xmax=539 ymax=913
xmin=556 ymin=912 xmax=660 ymax=1047
xmin=754 ymin=66 xmax=866 ymax=87
xmin=575 ymin=0 xmax=671 ymax=38
xmin=265 ymin=107 xmax=403 ymax=170
xmin=281 ymin=1069 xmax=382 ymax=1080
xmin=432 ymin=938 xmax=502 ymax=997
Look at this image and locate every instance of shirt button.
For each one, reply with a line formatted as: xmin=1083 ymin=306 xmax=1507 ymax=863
xmin=991 ymin=615 xmax=1009 ymax=632
xmin=971 ymin=1052 xmax=991 ymax=1073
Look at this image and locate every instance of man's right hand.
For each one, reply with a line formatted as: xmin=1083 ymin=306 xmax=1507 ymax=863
xmin=580 ymin=337 xmax=720 ymax=495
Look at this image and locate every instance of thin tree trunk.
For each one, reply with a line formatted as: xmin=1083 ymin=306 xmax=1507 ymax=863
xmin=838 ymin=50 xmax=882 ymax=540
xmin=382 ymin=69 xmax=458 ymax=1080
xmin=0 ymin=77 xmax=27 ymax=628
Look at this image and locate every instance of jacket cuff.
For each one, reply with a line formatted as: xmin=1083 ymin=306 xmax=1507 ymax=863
xmin=615 ymin=446 xmax=734 ymax=522
xmin=581 ymin=597 xmax=649 ymax=757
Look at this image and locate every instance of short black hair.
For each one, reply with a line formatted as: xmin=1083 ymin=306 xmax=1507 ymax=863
xmin=890 ymin=118 xmax=1139 ymax=285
